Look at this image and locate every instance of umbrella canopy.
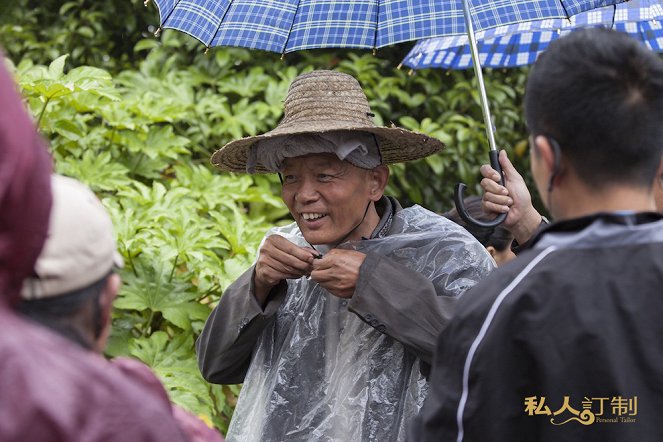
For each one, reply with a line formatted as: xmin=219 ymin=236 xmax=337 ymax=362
xmin=150 ymin=0 xmax=624 ymax=53
xmin=403 ymin=0 xmax=663 ymax=69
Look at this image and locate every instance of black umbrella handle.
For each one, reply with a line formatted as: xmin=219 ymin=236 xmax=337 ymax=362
xmin=454 ymin=150 xmax=507 ymax=228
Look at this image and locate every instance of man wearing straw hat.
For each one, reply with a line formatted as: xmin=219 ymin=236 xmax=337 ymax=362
xmin=196 ymin=70 xmax=495 ymax=441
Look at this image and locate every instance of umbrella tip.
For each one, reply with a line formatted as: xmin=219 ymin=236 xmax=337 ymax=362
xmin=407 ymin=69 xmax=414 ymax=76
xmin=204 ymin=46 xmax=210 ymax=55
xmin=154 ymin=27 xmax=161 ymax=38
xmin=396 ymin=63 xmax=402 ymax=70
xmin=281 ymin=53 xmax=285 ymax=61
xmin=372 ymin=48 xmax=377 ymax=56
xmin=143 ymin=0 xmax=150 ymax=6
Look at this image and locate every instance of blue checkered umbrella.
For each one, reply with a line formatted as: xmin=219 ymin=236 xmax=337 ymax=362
xmin=403 ymin=0 xmax=663 ymax=69
xmin=149 ymin=0 xmax=623 ymax=54
xmin=384 ymin=0 xmax=662 ymax=228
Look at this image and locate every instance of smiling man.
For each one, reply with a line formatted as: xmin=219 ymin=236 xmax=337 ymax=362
xmin=196 ymin=70 xmax=495 ymax=441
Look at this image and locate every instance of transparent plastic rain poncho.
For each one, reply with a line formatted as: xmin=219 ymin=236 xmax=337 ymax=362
xmin=226 ymin=205 xmax=494 ymax=442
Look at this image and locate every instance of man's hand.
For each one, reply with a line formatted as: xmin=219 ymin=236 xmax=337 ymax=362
xmin=254 ymin=235 xmax=317 ymax=306
xmin=480 ymin=150 xmax=543 ymax=245
xmin=310 ymin=249 xmax=366 ymax=299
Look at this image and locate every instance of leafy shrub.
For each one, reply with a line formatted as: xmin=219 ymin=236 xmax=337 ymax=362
xmin=9 ymin=53 xmax=289 ymax=432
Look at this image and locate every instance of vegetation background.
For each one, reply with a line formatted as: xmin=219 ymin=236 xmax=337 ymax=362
xmin=1 ymin=0 xmax=540 ymax=433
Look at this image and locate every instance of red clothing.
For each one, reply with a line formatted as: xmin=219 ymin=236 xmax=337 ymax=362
xmin=113 ymin=357 xmax=225 ymax=442
xmin=0 ymin=53 xmax=51 ymax=307
xmin=0 ymin=57 xmax=187 ymax=441
xmin=1 ymin=313 xmax=189 ymax=441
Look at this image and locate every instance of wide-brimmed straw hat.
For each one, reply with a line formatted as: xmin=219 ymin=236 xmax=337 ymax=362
xmin=211 ymin=70 xmax=445 ymax=173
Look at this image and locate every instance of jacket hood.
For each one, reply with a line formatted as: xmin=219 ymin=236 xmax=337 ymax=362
xmin=0 ymin=58 xmax=52 ymax=307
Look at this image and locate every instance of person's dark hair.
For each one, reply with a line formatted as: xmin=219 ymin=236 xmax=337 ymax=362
xmin=444 ymin=196 xmax=513 ymax=251
xmin=525 ymin=28 xmax=663 ymax=188
xmin=18 ymin=274 xmax=110 ymax=350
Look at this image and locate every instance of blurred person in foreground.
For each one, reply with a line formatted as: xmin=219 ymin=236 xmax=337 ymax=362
xmin=0 ymin=58 xmax=187 ymax=441
xmin=196 ymin=70 xmax=495 ymax=441
xmin=18 ymin=174 xmax=223 ymax=442
xmin=443 ymin=196 xmax=515 ymax=266
xmin=410 ymin=28 xmax=663 ymax=441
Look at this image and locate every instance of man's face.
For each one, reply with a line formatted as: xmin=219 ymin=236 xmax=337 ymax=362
xmin=654 ymin=177 xmax=663 ymax=212
xmin=281 ymin=153 xmax=378 ymax=245
xmin=529 ymin=136 xmax=549 ymax=211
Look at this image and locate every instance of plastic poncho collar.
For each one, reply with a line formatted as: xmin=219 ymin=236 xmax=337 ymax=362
xmin=226 ymin=203 xmax=492 ymax=441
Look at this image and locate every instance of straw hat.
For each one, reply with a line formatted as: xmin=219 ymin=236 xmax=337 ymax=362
xmin=211 ymin=70 xmax=445 ymax=173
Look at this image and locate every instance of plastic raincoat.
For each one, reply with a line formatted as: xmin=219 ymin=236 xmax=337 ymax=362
xmin=200 ymin=201 xmax=494 ymax=441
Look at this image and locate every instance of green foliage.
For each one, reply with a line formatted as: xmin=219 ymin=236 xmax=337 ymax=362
xmin=10 ymin=51 xmax=288 ymax=434
xmin=0 ymin=0 xmax=156 ymax=71
xmin=3 ymin=0 xmax=539 ymax=435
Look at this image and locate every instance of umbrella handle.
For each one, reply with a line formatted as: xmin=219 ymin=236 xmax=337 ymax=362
xmin=454 ymin=150 xmax=507 ymax=228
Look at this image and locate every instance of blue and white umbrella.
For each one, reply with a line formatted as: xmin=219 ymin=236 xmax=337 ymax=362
xmin=149 ymin=0 xmax=624 ymax=54
xmin=391 ymin=0 xmax=663 ymax=227
xmin=403 ymin=0 xmax=663 ymax=69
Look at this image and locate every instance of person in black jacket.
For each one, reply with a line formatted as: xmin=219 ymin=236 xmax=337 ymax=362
xmin=410 ymin=28 xmax=663 ymax=442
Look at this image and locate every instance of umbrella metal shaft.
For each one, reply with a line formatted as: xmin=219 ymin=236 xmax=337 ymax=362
xmin=461 ymin=0 xmax=498 ymax=152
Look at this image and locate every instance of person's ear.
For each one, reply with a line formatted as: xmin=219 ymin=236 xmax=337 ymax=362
xmin=103 ymin=273 xmax=121 ymax=306
xmin=533 ymin=135 xmax=561 ymax=191
xmin=656 ymin=155 xmax=663 ymax=178
xmin=532 ymin=136 xmax=555 ymax=174
xmin=368 ymin=165 xmax=389 ymax=202
xmin=653 ymin=157 xmax=663 ymax=212
xmin=95 ymin=273 xmax=121 ymax=352
xmin=486 ymin=245 xmax=497 ymax=259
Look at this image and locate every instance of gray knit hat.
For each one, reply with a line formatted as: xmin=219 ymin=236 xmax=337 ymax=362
xmin=211 ymin=70 xmax=445 ymax=173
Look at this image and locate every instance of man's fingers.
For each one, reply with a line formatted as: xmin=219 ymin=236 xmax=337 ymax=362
xmin=311 ymin=249 xmax=362 ymax=271
xmin=265 ymin=235 xmax=317 ymax=263
xmin=270 ymin=247 xmax=315 ymax=272
xmin=482 ymin=189 xmax=513 ymax=206
xmin=310 ymin=269 xmax=334 ymax=283
xmin=261 ymin=238 xmax=315 ymax=271
xmin=479 ymin=164 xmax=501 ymax=182
xmin=311 ymin=256 xmax=335 ymax=271
xmin=480 ymin=177 xmax=509 ymax=195
xmin=261 ymin=252 xmax=312 ymax=277
xmin=499 ymin=149 xmax=520 ymax=179
xmin=482 ymin=199 xmax=510 ymax=214
xmin=259 ymin=261 xmax=307 ymax=282
xmin=481 ymin=151 xmax=521 ymax=184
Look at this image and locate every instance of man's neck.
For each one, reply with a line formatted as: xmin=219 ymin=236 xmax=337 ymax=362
xmin=550 ymin=179 xmax=657 ymax=220
xmin=345 ymin=204 xmax=381 ymax=242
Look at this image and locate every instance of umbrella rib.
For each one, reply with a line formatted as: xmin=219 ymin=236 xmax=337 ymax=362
xmin=373 ymin=0 xmax=380 ymax=50
xmin=559 ymin=0 xmax=571 ymax=20
xmin=281 ymin=0 xmax=302 ymax=55
xmin=159 ymin=0 xmax=183 ymax=32
xmin=207 ymin=0 xmax=236 ymax=49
